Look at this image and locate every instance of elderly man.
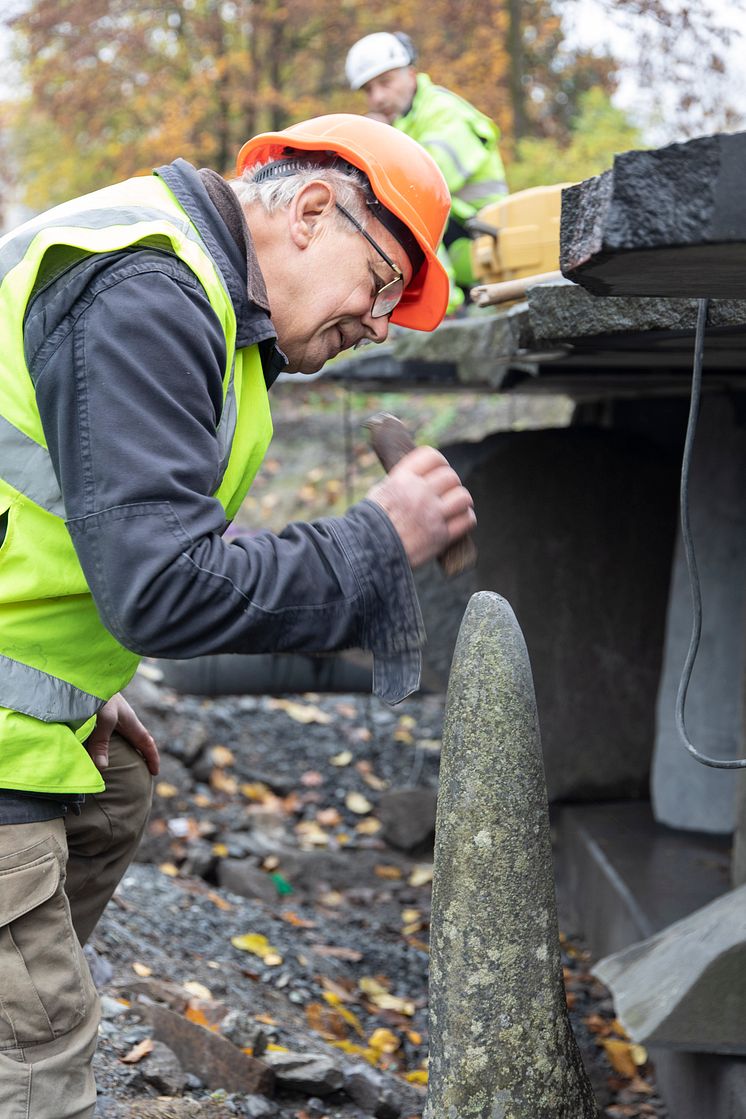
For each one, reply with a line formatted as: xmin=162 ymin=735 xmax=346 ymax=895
xmin=346 ymin=32 xmax=509 ymax=311
xmin=0 ymin=114 xmax=475 ymax=1116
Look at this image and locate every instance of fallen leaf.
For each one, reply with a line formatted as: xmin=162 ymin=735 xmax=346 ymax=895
xmin=210 ymin=770 xmax=238 ymax=795
xmin=375 ymin=865 xmax=403 ymax=880
xmin=280 ymin=910 xmax=317 ymax=929
xmin=231 ymin=933 xmax=284 ymax=966
xmin=206 ymin=890 xmax=233 ymax=911
xmin=155 ymin=782 xmax=178 ymax=798
xmin=345 ymin=792 xmax=373 ymax=815
xmin=330 ymin=750 xmax=353 ymax=767
xmin=316 ymin=807 xmax=342 ymax=827
xmin=368 ymin=1027 xmax=400 ymax=1054
xmin=408 ymin=864 xmax=433 ymax=887
xmin=404 ymin=1068 xmax=428 ymax=1085
xmin=312 ymin=944 xmax=364 ymax=962
xmin=600 ymin=1038 xmax=638 ymax=1079
xmin=131 ymin=962 xmax=152 ymax=978
xmin=356 ymin=817 xmax=382 ymax=835
xmin=120 ymin=1038 xmax=154 ymax=1064
xmin=158 ymin=862 xmax=180 ymax=877
xmin=209 ymin=744 xmax=235 ymax=768
xmin=267 ymin=698 xmax=332 ymax=724
xmin=301 ymin=770 xmax=325 ymax=787
xmin=183 ymin=980 xmax=212 ymax=1000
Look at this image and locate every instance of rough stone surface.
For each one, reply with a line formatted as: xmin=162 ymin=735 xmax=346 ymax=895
xmin=466 ymin=426 xmax=679 ymax=802
xmin=139 ymin=1040 xmax=188 ymax=1095
xmin=593 ymin=884 xmax=746 ymax=1053
xmin=343 ymin=1063 xmax=403 ymax=1117
xmin=377 ymin=787 xmax=437 ymax=853
xmin=560 ymin=132 xmax=746 ymax=297
xmin=262 ymin=1050 xmax=344 ymax=1095
xmin=424 ymin=591 xmax=598 ymax=1118
xmin=145 ymin=1004 xmax=274 ymax=1096
xmin=652 ymin=393 xmax=746 ymax=832
xmin=217 ymin=859 xmax=282 ymax=903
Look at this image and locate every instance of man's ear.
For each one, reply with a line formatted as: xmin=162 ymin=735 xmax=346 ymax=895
xmin=289 ymin=181 xmax=336 ymax=249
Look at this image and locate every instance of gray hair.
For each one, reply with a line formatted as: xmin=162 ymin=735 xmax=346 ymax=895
xmin=229 ymin=157 xmax=372 ymax=229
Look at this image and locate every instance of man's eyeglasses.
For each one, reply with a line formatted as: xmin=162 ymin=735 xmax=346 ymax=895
xmin=335 ymin=203 xmax=404 ymax=319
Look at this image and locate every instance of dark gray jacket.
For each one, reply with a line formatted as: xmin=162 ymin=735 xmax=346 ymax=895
xmin=24 ymin=159 xmax=425 ymax=708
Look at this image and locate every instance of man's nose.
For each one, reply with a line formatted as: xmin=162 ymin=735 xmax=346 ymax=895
xmin=362 ymin=312 xmax=390 ymax=343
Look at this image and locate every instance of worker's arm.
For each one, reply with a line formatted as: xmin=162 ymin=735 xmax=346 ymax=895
xmin=27 ymin=251 xmax=463 ymax=699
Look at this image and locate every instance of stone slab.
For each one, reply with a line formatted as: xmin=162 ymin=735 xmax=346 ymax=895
xmin=553 ymin=802 xmax=741 ymax=1119
xmin=560 ymin=131 xmax=746 ymax=297
xmin=552 ymin=801 xmax=731 ymax=960
xmin=594 ymin=884 xmax=746 ymax=1053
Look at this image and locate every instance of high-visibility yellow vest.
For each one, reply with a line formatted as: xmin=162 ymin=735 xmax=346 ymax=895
xmin=0 ymin=174 xmax=272 ymax=794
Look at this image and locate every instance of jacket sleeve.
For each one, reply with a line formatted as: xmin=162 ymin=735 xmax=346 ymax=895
xmin=27 ymin=249 xmax=425 ymax=703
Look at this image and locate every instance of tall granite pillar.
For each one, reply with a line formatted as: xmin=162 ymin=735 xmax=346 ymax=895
xmin=652 ymin=394 xmax=746 ymax=833
xmin=425 ymin=592 xmax=597 ymax=1119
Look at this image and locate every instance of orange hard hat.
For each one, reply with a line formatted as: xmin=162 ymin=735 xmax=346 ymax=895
xmin=235 ymin=114 xmax=451 ymax=331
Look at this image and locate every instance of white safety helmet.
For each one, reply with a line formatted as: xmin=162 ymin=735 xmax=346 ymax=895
xmin=345 ymin=32 xmax=415 ymax=91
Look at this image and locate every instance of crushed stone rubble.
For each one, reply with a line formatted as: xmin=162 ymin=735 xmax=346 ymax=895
xmin=85 ymin=668 xmax=668 ymax=1118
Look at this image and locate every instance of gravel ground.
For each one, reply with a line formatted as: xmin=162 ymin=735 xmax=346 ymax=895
xmin=84 ymin=668 xmax=669 ymax=1118
xmin=88 ymin=385 xmax=666 ymax=1117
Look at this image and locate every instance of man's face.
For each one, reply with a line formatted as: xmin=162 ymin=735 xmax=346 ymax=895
xmin=271 ymin=206 xmax=413 ymax=375
xmin=361 ymin=66 xmax=417 ymax=124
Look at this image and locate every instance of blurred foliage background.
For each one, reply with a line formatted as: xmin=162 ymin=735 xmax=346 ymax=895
xmin=1 ymin=0 xmax=745 ymax=216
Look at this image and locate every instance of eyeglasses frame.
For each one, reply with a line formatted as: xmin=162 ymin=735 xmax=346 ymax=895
xmin=334 ymin=202 xmax=404 ymax=319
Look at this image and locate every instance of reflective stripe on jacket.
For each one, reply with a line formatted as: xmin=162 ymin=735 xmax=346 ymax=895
xmin=0 ymin=173 xmax=272 ymax=793
xmin=394 ymin=73 xmax=508 ymax=223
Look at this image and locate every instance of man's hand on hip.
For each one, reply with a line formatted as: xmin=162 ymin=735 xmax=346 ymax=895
xmin=86 ymin=693 xmax=160 ymax=775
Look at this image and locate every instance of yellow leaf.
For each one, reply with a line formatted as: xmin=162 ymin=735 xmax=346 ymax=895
xmin=401 ymin=909 xmax=421 ymax=923
xmin=372 ymin=994 xmax=416 ymax=1016
xmin=266 ymin=1043 xmax=289 ymax=1052
xmin=231 ymin=933 xmax=283 ymax=965
xmin=330 ymin=1040 xmax=379 ymax=1065
xmin=368 ymin=1028 xmax=400 ymax=1054
xmin=330 ymin=750 xmax=353 ymax=766
xmin=155 ymin=782 xmax=178 ymax=798
xmin=408 ymin=864 xmax=433 ymax=887
xmin=374 ymin=864 xmax=403 ymax=880
xmin=345 ymin=792 xmax=373 ymax=815
xmin=210 ymin=744 xmax=235 ymax=768
xmin=210 ymin=770 xmax=238 ymax=794
xmin=159 ymin=862 xmax=179 ymax=877
xmin=212 ymin=843 xmax=229 ymax=857
xmin=356 ymin=817 xmax=382 ymax=835
xmin=267 ymin=698 xmax=332 ymax=724
xmin=600 ymin=1037 xmax=638 ymax=1079
xmin=131 ymin=961 xmax=152 ymax=978
xmin=404 ymin=1069 xmax=428 ymax=1084
xmin=240 ymin=781 xmax=275 ymax=802
xmin=394 ymin=728 xmax=414 ymax=745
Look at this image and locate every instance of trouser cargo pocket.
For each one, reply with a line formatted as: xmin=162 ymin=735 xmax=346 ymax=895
xmin=0 ymin=827 xmax=91 ymax=1054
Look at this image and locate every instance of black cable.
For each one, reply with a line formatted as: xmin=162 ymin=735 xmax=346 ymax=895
xmin=675 ymin=296 xmax=746 ymax=768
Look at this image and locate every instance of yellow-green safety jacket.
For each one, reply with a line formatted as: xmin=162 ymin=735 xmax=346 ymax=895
xmin=394 ymin=73 xmax=508 ymax=225
xmin=0 ymin=174 xmax=272 ymax=795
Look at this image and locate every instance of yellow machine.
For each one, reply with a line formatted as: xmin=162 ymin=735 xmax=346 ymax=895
xmin=469 ymin=182 xmax=573 ymax=286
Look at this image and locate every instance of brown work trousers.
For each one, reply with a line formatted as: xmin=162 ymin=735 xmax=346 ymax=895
xmin=0 ymin=734 xmax=153 ymax=1119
